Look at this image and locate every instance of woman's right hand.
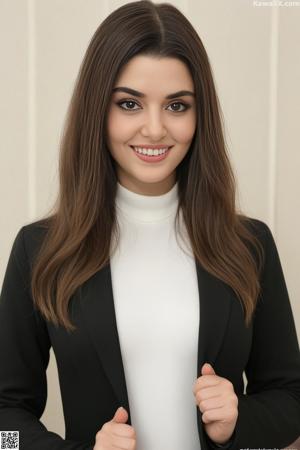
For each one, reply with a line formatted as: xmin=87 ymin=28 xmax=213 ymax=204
xmin=93 ymin=406 xmax=137 ymax=450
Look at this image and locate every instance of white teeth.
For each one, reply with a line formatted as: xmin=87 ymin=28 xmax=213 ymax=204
xmin=133 ymin=146 xmax=169 ymax=156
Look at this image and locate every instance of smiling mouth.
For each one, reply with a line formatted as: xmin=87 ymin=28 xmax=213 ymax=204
xmin=130 ymin=145 xmax=173 ymax=156
xmin=130 ymin=145 xmax=173 ymax=150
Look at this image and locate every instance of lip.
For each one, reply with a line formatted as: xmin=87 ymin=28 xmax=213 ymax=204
xmin=131 ymin=146 xmax=172 ymax=163
xmin=130 ymin=144 xmax=173 ymax=150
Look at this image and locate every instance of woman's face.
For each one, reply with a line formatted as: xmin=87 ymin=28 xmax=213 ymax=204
xmin=106 ymin=55 xmax=197 ymax=195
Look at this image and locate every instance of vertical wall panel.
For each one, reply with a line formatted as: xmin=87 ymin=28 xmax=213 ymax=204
xmin=34 ymin=0 xmax=109 ymax=222
xmin=276 ymin=6 xmax=300 ymax=332
xmin=0 ymin=0 xmax=29 ymax=264
xmin=185 ymin=1 xmax=271 ymax=220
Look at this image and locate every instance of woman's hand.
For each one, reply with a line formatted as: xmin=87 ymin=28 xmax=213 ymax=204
xmin=193 ymin=363 xmax=238 ymax=445
xmin=93 ymin=406 xmax=137 ymax=450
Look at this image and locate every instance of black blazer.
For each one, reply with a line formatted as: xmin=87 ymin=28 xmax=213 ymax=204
xmin=0 ymin=218 xmax=300 ymax=450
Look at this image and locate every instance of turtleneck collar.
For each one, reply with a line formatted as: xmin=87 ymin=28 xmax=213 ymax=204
xmin=115 ymin=181 xmax=179 ymax=223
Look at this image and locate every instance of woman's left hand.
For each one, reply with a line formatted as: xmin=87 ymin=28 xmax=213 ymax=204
xmin=192 ymin=363 xmax=238 ymax=445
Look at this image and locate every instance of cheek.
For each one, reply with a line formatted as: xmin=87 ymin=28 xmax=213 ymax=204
xmin=106 ymin=110 xmax=134 ymax=143
xmin=170 ymin=116 xmax=196 ymax=144
xmin=107 ymin=109 xmax=128 ymax=142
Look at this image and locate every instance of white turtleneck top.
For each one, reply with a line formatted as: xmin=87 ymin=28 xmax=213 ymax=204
xmin=109 ymin=180 xmax=201 ymax=450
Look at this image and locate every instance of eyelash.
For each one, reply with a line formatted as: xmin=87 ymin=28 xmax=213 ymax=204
xmin=116 ymin=99 xmax=191 ymax=113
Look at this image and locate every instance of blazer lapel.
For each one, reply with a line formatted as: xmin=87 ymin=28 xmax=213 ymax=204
xmin=196 ymin=263 xmax=233 ymax=373
xmin=79 ymin=260 xmax=233 ymax=425
xmin=78 ymin=263 xmax=131 ymax=417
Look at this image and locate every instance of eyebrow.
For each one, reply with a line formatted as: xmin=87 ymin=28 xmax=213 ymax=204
xmin=112 ymin=86 xmax=195 ymax=99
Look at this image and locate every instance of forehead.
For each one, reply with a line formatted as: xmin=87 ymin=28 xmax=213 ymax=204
xmin=114 ymin=55 xmax=194 ymax=94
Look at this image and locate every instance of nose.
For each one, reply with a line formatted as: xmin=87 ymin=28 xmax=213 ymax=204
xmin=141 ymin=109 xmax=167 ymax=140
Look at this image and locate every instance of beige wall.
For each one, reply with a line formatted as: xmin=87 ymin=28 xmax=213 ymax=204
xmin=1 ymin=0 xmax=299 ymax=439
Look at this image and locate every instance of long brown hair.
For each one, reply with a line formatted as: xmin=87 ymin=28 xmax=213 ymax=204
xmin=30 ymin=0 xmax=264 ymax=332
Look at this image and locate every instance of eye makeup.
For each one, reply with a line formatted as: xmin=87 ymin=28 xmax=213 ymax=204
xmin=115 ymin=98 xmax=192 ymax=113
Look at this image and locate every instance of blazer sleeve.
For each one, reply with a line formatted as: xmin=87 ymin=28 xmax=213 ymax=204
xmin=0 ymin=227 xmax=94 ymax=450
xmin=228 ymin=219 xmax=300 ymax=449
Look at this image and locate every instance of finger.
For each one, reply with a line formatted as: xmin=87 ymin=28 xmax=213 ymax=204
xmin=194 ymin=382 xmax=224 ymax=400
xmin=198 ymin=396 xmax=225 ymax=413
xmin=201 ymin=363 xmax=216 ymax=376
xmin=111 ymin=433 xmax=136 ymax=448
xmin=202 ymin=406 xmax=237 ymax=424
xmin=112 ymin=423 xmax=136 ymax=438
xmin=193 ymin=375 xmax=221 ymax=393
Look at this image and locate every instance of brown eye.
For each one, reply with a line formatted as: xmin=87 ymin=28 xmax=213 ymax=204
xmin=167 ymin=102 xmax=189 ymax=112
xmin=116 ymin=99 xmax=191 ymax=112
xmin=116 ymin=100 xmax=140 ymax=110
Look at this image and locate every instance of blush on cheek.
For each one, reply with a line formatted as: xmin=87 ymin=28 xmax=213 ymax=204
xmin=171 ymin=118 xmax=196 ymax=143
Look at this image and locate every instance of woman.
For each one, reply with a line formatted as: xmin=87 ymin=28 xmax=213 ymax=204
xmin=0 ymin=1 xmax=299 ymax=449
